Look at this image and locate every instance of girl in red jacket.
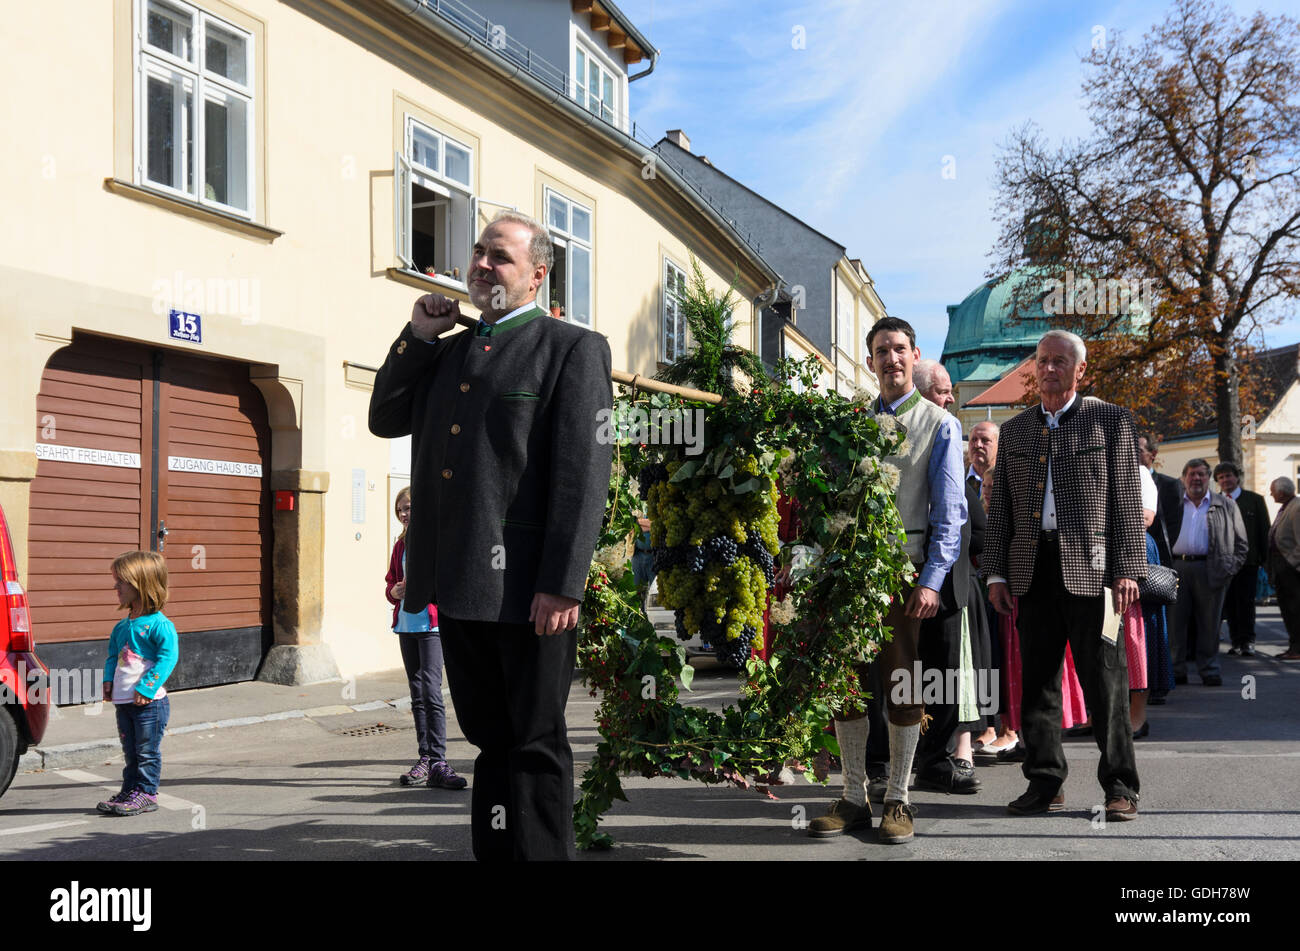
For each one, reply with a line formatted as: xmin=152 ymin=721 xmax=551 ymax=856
xmin=388 ymin=486 xmax=466 ymax=789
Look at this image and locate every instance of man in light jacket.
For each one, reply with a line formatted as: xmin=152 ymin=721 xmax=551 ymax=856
xmin=1163 ymin=458 xmax=1248 ymax=686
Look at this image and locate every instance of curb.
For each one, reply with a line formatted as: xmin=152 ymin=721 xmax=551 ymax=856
xmin=19 ymin=695 xmax=414 ymax=775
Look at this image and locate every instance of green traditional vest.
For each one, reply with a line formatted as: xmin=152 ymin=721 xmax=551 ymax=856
xmin=881 ymin=390 xmax=948 ymax=563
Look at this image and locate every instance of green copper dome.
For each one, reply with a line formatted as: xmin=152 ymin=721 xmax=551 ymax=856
xmin=941 ymin=267 xmax=1151 ymax=383
xmin=941 ymin=269 xmax=1054 ymax=383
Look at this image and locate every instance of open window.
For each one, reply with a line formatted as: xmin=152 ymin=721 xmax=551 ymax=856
xmin=395 ymin=116 xmax=474 ymax=285
xmin=542 ymin=189 xmax=593 ymax=327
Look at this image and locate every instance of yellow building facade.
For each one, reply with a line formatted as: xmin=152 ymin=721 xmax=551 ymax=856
xmin=1 ymin=0 xmax=782 ymax=684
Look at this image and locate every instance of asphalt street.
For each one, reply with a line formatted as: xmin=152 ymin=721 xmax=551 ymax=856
xmin=2 ymin=610 xmax=1296 ymax=862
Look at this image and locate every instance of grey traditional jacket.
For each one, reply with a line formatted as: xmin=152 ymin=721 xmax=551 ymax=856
xmin=1169 ymin=491 xmax=1248 ymax=589
xmin=369 ymin=306 xmax=614 ymax=624
xmin=982 ymin=395 xmax=1148 ymax=597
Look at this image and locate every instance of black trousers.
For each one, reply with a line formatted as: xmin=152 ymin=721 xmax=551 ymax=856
xmin=438 ymin=615 xmax=577 ymax=861
xmin=1271 ymin=554 xmax=1300 ymax=654
xmin=1221 ymin=566 xmax=1259 ymax=649
xmin=1017 ymin=536 xmax=1140 ymax=801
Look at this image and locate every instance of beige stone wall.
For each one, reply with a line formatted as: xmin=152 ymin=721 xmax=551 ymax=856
xmin=1 ymin=0 xmax=768 ymax=678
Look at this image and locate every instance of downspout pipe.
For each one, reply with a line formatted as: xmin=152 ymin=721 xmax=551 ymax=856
xmin=627 ymin=47 xmax=658 ymax=83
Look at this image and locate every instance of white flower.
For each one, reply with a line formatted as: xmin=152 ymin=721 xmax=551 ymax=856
xmin=776 ymin=451 xmax=798 ymax=481
xmin=594 ymin=543 xmax=627 ymax=575
xmin=856 ymin=456 xmax=876 ymax=477
xmin=769 ymin=599 xmax=797 ymax=626
xmin=874 ymin=413 xmax=898 ymax=436
xmin=828 ymin=512 xmax=852 ymax=534
xmin=880 ymin=463 xmax=901 ymax=492
xmin=852 ymin=384 xmax=875 ymax=405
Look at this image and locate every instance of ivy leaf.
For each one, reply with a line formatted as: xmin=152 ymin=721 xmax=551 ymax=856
xmin=670 ymin=460 xmax=699 ymax=483
xmin=680 ymin=664 xmax=695 ymax=691
xmin=733 ymin=477 xmax=760 ymax=494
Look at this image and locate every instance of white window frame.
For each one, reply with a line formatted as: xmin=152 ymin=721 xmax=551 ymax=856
xmin=542 ymin=188 xmax=593 ymax=329
xmin=133 ymin=0 xmax=255 ymax=218
xmin=837 ymin=295 xmax=855 ymax=364
xmin=396 ymin=115 xmax=476 ymax=290
xmin=662 ymin=257 xmax=688 ymax=363
xmin=570 ymin=24 xmax=626 ymax=131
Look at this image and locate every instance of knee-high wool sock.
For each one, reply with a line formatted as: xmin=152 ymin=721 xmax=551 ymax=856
xmin=887 ymin=721 xmax=920 ymax=804
xmin=835 ymin=717 xmax=869 ymax=807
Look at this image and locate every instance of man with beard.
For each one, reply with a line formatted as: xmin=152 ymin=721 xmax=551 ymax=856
xmin=369 ymin=212 xmax=613 ymax=860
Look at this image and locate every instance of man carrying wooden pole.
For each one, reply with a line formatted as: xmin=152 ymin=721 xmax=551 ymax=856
xmin=369 ymin=211 xmax=613 ymax=860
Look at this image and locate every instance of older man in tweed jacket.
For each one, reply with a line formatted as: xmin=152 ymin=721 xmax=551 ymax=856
xmin=370 ymin=212 xmax=613 ymax=860
xmin=983 ymin=330 xmax=1147 ymax=822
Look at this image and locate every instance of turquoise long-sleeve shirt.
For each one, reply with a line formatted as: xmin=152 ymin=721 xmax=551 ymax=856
xmin=102 ymin=612 xmax=179 ymax=700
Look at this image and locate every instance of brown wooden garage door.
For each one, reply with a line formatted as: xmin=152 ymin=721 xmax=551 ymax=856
xmin=28 ymin=338 xmax=271 ymax=690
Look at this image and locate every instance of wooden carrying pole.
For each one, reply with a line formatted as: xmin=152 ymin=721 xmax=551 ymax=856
xmin=451 ymin=313 xmax=725 ymax=405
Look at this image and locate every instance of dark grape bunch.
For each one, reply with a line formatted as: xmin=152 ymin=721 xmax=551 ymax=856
xmin=741 ymin=534 xmax=776 ymax=585
xmin=637 ymin=462 xmax=669 ymax=501
xmin=715 ymin=626 xmax=758 ymax=668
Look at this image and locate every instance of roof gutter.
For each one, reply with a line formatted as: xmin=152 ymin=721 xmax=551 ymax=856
xmin=598 ymin=0 xmax=659 ymax=80
xmin=627 ymin=47 xmax=658 ymax=83
xmin=377 ymin=0 xmax=779 ymax=287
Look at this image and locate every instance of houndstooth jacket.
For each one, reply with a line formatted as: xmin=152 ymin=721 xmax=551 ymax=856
xmin=981 ymin=395 xmax=1148 ymax=597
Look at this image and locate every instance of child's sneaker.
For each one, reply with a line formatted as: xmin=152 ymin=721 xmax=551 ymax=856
xmin=399 ymin=755 xmax=432 ymax=786
xmin=96 ymin=791 xmax=131 ymax=815
xmin=111 ymin=789 xmax=158 ymax=816
xmin=427 ymin=761 xmax=468 ymax=790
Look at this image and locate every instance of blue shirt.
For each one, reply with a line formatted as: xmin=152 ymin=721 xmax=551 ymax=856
xmin=878 ymin=389 xmax=968 ymax=592
xmin=103 ymin=612 xmax=179 ymax=701
xmin=393 ymin=550 xmax=435 ymax=633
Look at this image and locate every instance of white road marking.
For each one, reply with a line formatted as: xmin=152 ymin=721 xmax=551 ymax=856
xmin=56 ymin=768 xmax=198 ymax=811
xmin=0 ymin=820 xmax=90 ymax=836
xmin=56 ymin=768 xmax=117 ymax=788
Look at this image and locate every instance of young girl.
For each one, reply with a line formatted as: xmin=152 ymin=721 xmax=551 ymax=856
xmin=99 ymin=551 xmax=179 ymax=817
xmin=387 ymin=487 xmax=466 ymax=790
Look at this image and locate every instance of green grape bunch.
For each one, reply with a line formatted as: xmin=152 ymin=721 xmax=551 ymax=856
xmin=644 ymin=454 xmax=780 ymax=649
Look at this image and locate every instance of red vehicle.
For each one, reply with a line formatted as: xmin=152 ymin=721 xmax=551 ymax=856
xmin=0 ymin=502 xmax=48 ymax=796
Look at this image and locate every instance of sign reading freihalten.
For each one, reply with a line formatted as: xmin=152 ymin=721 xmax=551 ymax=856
xmin=167 ymin=455 xmax=262 ymax=478
xmin=35 ymin=443 xmax=142 ymax=469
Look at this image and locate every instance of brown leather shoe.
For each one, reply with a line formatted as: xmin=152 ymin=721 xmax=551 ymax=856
xmin=1105 ymin=796 xmax=1139 ymax=821
xmin=878 ymin=800 xmax=917 ymax=843
xmin=807 ymin=798 xmax=872 ymax=838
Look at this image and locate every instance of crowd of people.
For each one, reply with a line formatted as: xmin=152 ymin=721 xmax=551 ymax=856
xmin=89 ymin=212 xmax=1296 ymax=859
xmin=804 ymin=320 xmax=1300 ymax=844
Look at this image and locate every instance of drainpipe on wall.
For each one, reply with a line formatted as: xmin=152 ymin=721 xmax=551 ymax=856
xmin=627 ymin=48 xmax=658 ymax=83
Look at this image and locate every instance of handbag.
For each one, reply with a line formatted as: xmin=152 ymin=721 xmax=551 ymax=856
xmin=1138 ymin=563 xmax=1178 ymax=607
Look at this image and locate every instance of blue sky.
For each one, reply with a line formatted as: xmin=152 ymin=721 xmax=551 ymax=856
xmin=618 ymin=0 xmax=1300 ymax=362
